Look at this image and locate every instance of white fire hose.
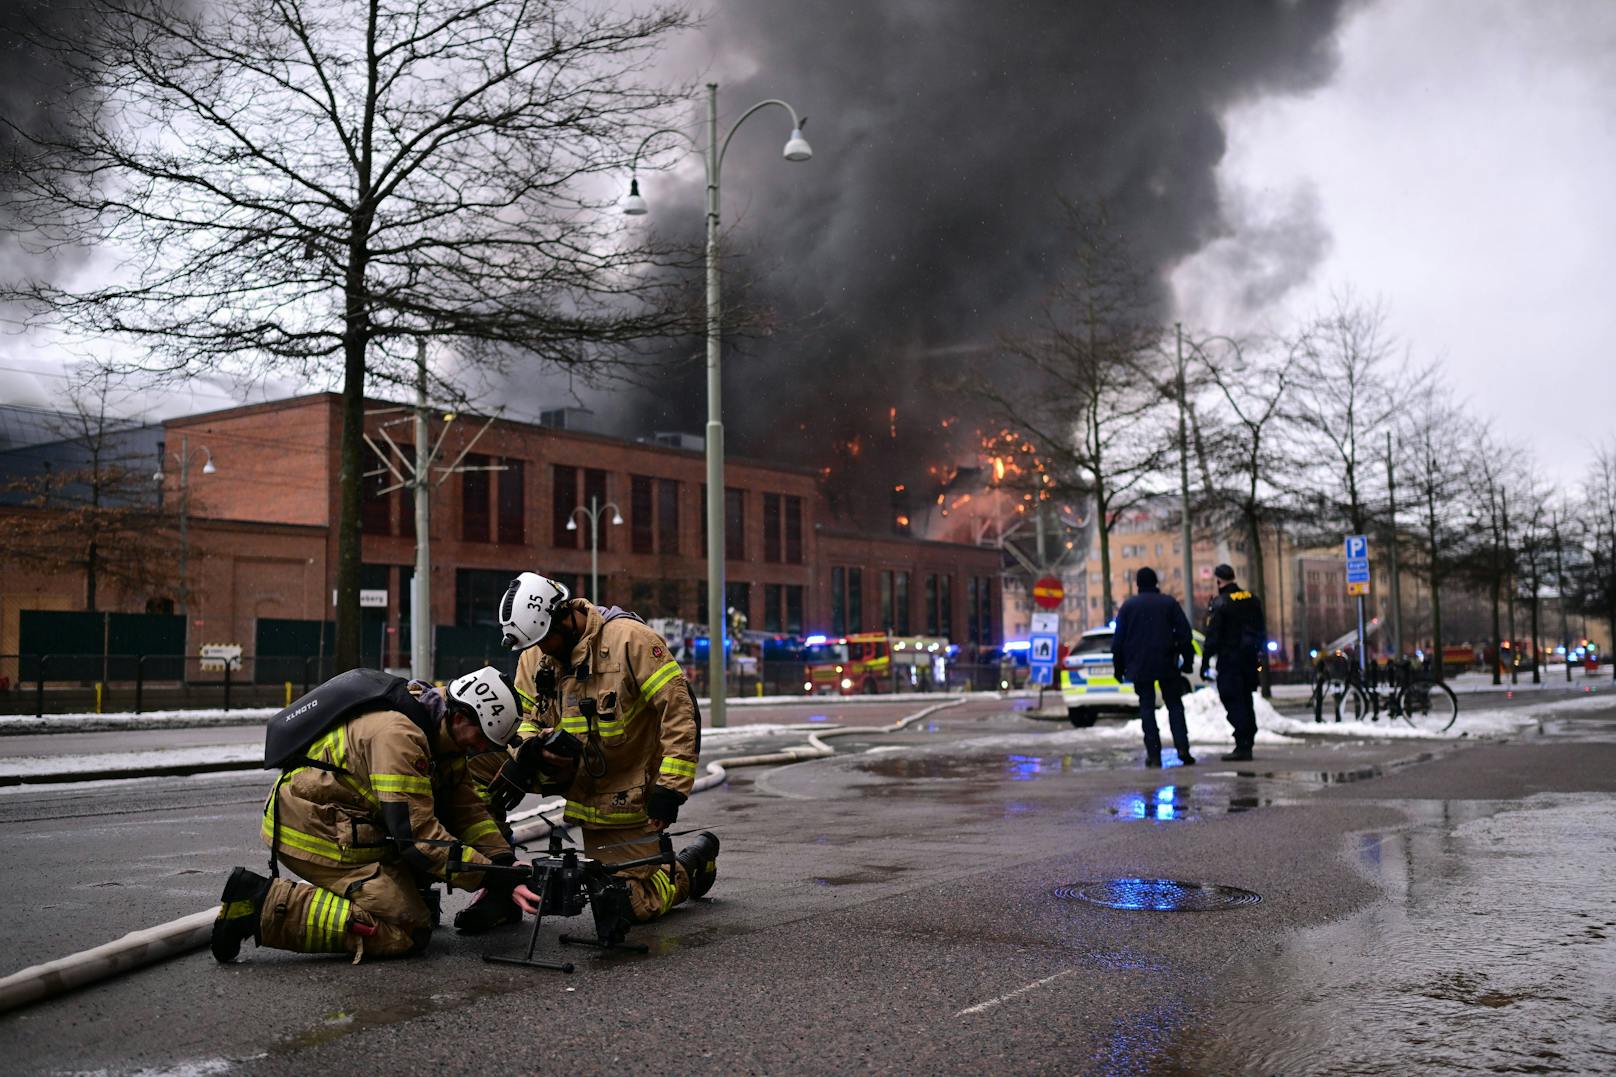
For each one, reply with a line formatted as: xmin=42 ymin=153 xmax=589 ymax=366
xmin=0 ymin=698 xmax=963 ymax=1013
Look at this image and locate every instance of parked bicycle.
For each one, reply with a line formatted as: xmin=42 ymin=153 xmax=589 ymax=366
xmin=1335 ymin=656 xmax=1459 ymax=733
xmin=1307 ymin=653 xmax=1352 ymax=724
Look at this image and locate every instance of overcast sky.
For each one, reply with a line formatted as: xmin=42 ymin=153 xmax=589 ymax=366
xmin=1174 ymin=0 xmax=1616 ymax=481
xmin=3 ymin=0 xmax=1612 ymax=485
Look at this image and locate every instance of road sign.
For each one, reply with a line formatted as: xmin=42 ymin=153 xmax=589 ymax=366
xmin=1347 ymin=580 xmax=1372 ymax=597
xmin=1344 ymin=534 xmax=1371 ymax=586
xmin=1029 ymin=631 xmax=1058 ymax=685
xmin=1032 ymin=576 xmax=1064 ymax=610
xmin=1030 ymin=612 xmax=1060 ymax=637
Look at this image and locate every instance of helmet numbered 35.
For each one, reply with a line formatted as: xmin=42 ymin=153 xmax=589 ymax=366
xmin=448 ymin=667 xmax=520 ymax=746
xmin=499 ymin=571 xmax=570 ymax=651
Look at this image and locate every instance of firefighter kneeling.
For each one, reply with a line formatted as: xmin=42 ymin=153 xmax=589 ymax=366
xmin=210 ymin=667 xmax=540 ymax=963
xmin=466 ymin=572 xmax=718 ymax=938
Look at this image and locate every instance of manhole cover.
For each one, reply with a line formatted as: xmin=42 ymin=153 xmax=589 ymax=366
xmin=1054 ymin=878 xmax=1262 ymax=911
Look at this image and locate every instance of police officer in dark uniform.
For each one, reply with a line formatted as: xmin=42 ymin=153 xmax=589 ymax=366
xmin=1201 ymin=563 xmax=1267 ymax=761
xmin=1112 ymin=566 xmax=1197 ymax=768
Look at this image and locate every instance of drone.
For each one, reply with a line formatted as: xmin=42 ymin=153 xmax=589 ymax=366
xmin=454 ymin=826 xmax=680 ymax=974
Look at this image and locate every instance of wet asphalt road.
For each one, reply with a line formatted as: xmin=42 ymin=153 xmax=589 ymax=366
xmin=1 ymin=696 xmax=1613 ymax=1075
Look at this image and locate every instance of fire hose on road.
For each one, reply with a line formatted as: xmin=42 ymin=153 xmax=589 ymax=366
xmin=0 ymin=698 xmax=964 ymax=1013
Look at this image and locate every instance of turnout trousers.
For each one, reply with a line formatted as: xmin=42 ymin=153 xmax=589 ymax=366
xmin=583 ymin=820 xmax=692 ymax=923
xmin=258 ymin=854 xmax=433 ymax=959
xmin=1136 ymin=677 xmax=1191 ymax=760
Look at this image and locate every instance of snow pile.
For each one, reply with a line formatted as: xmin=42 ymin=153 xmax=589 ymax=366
xmin=0 ymin=707 xmax=277 ymax=735
xmin=0 ymin=744 xmax=260 ymax=778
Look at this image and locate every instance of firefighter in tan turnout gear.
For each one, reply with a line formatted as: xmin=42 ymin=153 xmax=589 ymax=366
xmin=475 ymin=572 xmax=719 ymax=935
xmin=210 ymin=667 xmax=541 ymax=963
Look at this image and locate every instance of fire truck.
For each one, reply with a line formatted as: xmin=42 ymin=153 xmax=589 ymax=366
xmin=802 ymin=631 xmax=951 ymax=695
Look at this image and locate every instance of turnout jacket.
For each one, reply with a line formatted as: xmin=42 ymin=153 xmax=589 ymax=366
xmin=260 ymin=707 xmax=510 ymax=888
xmin=514 ymin=600 xmax=699 ymax=828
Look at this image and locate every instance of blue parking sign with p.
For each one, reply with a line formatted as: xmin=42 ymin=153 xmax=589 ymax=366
xmin=1344 ymin=534 xmax=1371 ymax=585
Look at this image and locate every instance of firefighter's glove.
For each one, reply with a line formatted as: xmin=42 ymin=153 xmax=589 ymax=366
xmin=1199 ymin=661 xmax=1210 ymax=680
xmin=487 ymin=737 xmax=549 ymax=815
xmin=646 ymin=785 xmax=687 ymax=828
xmin=482 ymin=851 xmax=520 ymax=897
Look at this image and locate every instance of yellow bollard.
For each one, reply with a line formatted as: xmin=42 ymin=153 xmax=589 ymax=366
xmin=285 ymin=681 xmax=293 ymax=707
xmin=756 ymin=681 xmax=763 ymax=698
xmin=95 ymin=682 xmax=103 ymax=714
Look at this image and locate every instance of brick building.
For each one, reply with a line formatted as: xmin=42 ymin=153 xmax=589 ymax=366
xmin=9 ymin=393 xmax=1000 ymax=673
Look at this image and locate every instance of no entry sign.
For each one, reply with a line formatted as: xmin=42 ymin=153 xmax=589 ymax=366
xmin=1032 ymin=575 xmax=1065 ymax=610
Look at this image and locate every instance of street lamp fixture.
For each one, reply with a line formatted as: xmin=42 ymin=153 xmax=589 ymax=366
xmin=152 ymin=435 xmax=218 ymax=617
xmin=568 ymin=495 xmax=624 ymax=603
xmin=622 ymin=81 xmax=812 ymax=729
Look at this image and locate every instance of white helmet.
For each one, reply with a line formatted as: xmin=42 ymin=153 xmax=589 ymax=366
xmin=499 ymin=571 xmax=570 ymax=651
xmin=448 ymin=667 xmax=520 ymax=746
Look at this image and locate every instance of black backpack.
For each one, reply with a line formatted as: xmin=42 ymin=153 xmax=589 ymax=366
xmin=263 ymin=668 xmax=433 ymax=770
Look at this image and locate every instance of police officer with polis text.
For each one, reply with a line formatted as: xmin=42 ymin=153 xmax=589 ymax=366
xmin=1201 ymin=563 xmax=1267 ymax=761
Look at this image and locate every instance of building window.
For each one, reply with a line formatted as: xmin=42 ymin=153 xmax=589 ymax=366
xmin=400 ymin=485 xmax=415 ymax=539
xmin=455 ymin=567 xmax=519 ymax=628
xmin=631 ymin=475 xmax=654 ymax=555
xmin=725 ymin=581 xmax=751 ymax=625
xmin=967 ymin=576 xmax=982 ymax=646
xmin=847 ymin=567 xmax=863 ymax=633
xmin=785 ymin=584 xmax=804 ymax=634
xmin=657 ymin=479 xmax=679 ymax=555
xmin=925 ymin=574 xmax=939 ymax=635
xmin=784 ymin=496 xmax=803 ymax=564
xmin=763 ymin=493 xmax=781 ymax=563
xmin=725 ymin=487 xmax=745 ymax=561
xmin=938 ymin=574 xmax=952 ymax=639
xmin=583 ymin=468 xmax=608 ymax=552
xmin=461 ymin=453 xmax=491 ymax=542
xmin=363 ymin=465 xmax=392 ymax=535
xmin=880 ymin=571 xmax=895 ymax=631
xmin=552 ymin=465 xmax=578 ymax=548
xmin=894 ymin=571 xmax=910 ymax=634
xmin=497 ymin=458 xmax=525 ymax=545
xmin=831 ymin=566 xmax=846 ymax=635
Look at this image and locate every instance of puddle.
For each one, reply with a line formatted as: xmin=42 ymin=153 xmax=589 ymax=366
xmin=811 ymin=864 xmax=911 ymax=887
xmin=1173 ymin=795 xmax=1616 ymax=1073
xmin=1106 ymin=782 xmax=1282 ymax=821
xmin=855 ymin=752 xmax=1086 ymax=782
xmin=1235 ymin=766 xmax=1385 ymax=784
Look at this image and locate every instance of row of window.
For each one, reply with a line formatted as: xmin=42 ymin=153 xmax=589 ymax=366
xmin=450 ymin=567 xmax=805 ymax=633
xmin=364 ymin=458 xmax=804 ymax=563
xmin=827 ymin=569 xmax=995 ymax=643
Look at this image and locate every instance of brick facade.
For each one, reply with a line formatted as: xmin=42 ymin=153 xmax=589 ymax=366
xmin=140 ymin=394 xmax=1001 ymax=666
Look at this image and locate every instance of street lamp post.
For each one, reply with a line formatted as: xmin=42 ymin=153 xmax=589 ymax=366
xmin=566 ymin=495 xmax=624 ymax=603
xmin=152 ymin=433 xmax=217 ymax=617
xmin=621 ymin=81 xmax=812 ymax=728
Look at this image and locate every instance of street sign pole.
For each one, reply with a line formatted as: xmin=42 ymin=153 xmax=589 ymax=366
xmin=1344 ymin=535 xmax=1372 ymax=672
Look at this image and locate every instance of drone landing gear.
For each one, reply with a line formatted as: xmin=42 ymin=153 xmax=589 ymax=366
xmin=484 ymin=863 xmax=576 ymax=973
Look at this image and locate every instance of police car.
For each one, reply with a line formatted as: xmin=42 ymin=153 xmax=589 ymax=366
xmin=1056 ymin=625 xmax=1205 ymax=728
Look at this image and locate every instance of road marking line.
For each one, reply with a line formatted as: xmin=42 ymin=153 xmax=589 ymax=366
xmin=954 ymin=968 xmax=1077 ymax=1016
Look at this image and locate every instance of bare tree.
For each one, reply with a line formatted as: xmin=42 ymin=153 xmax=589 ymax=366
xmin=1397 ymin=387 xmax=1471 ymax=681
xmin=1287 ymin=293 xmax=1416 ymax=538
xmin=0 ymin=373 xmax=179 ymax=609
xmin=1581 ymin=440 xmax=1616 ymax=680
xmin=971 ymin=199 xmax=1168 ymax=620
xmin=4 ymin=0 xmax=697 ymax=666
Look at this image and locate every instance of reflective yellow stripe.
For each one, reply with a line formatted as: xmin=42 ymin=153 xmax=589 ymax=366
xmin=651 ymin=867 xmax=676 ymax=915
xmin=260 ymin=814 xmax=387 ymax=863
xmin=371 ymin=773 xmax=433 ymax=795
xmin=517 ymin=720 xmax=545 ymax=736
xmin=461 ymin=817 xmax=502 ymax=846
xmin=641 ymin=660 xmax=682 ymax=699
xmin=659 ymin=757 xmax=697 ymax=779
xmin=303 ymin=889 xmax=351 ymax=953
xmin=562 ymin=801 xmax=648 ymax=827
xmin=560 ymin=714 xmax=629 ymax=737
xmin=221 ymin=899 xmax=256 ymax=921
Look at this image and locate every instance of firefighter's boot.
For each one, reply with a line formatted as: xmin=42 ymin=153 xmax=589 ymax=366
xmin=211 ymin=866 xmax=271 ymax=963
xmin=590 ymin=878 xmax=635 ymax=945
xmin=418 ymin=885 xmax=442 ymax=929
xmin=453 ymin=887 xmax=521 ymax=934
xmin=676 ymin=832 xmax=720 ymax=900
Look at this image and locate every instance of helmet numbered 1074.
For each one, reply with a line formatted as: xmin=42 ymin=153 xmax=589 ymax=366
xmin=448 ymin=667 xmax=520 ymax=746
xmin=499 ymin=572 xmax=570 ymax=651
